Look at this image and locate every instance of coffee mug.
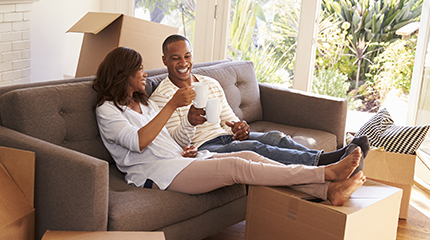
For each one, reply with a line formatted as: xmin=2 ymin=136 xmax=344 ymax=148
xmin=191 ymin=82 xmax=208 ymax=108
xmin=205 ymin=98 xmax=221 ymax=123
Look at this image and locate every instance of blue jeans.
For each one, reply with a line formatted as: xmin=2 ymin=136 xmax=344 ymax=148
xmin=199 ymin=131 xmax=321 ymax=166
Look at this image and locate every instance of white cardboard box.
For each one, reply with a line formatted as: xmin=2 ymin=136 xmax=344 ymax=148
xmin=67 ymin=12 xmax=178 ymax=77
xmin=245 ymin=180 xmax=402 ymax=240
xmin=363 ymin=149 xmax=416 ymax=219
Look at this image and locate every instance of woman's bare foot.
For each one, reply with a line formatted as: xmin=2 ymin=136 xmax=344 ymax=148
xmin=327 ymin=171 xmax=366 ymax=206
xmin=324 ymin=147 xmax=361 ymax=181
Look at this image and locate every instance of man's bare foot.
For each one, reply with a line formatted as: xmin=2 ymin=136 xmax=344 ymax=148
xmin=324 ymin=147 xmax=361 ymax=181
xmin=327 ymin=171 xmax=366 ymax=206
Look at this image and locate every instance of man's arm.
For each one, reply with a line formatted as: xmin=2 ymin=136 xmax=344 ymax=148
xmin=207 ymin=79 xmax=250 ymax=140
xmin=209 ymin=80 xmax=240 ymax=134
xmin=150 ymin=88 xmax=197 ymax=148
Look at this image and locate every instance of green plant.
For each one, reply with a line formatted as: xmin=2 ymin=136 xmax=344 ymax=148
xmin=135 ymin=0 xmax=196 ymax=39
xmin=368 ymin=37 xmax=417 ymax=97
xmin=243 ymin=44 xmax=292 ymax=85
xmin=270 ymin=1 xmax=301 ymax=76
xmin=229 ymin=0 xmax=264 ymax=57
xmin=348 ymin=83 xmax=382 ymax=112
xmin=322 ymin=0 xmax=422 ymax=83
xmin=228 ymin=0 xmax=292 ymax=85
xmin=315 ymin=14 xmax=357 ymax=78
xmin=322 ymin=0 xmax=422 ymax=42
xmin=312 ymin=68 xmax=350 ymax=98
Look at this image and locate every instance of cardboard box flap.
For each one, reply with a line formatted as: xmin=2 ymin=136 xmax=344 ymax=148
xmin=67 ymin=12 xmax=123 ymax=34
xmin=0 ymin=163 xmax=34 ymax=228
xmin=0 ymin=147 xmax=35 ymax=205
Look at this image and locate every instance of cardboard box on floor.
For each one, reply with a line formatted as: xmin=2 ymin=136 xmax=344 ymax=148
xmin=244 ymin=180 xmax=402 ymax=240
xmin=0 ymin=146 xmax=35 ymax=240
xmin=363 ymin=149 xmax=416 ymax=219
xmin=67 ymin=12 xmax=178 ymax=78
xmin=41 ymin=230 xmax=165 ymax=240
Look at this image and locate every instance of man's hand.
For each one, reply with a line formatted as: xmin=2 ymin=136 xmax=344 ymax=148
xmin=226 ymin=121 xmax=250 ymax=140
xmin=181 ymin=144 xmax=198 ymax=158
xmin=188 ymin=105 xmax=207 ymax=126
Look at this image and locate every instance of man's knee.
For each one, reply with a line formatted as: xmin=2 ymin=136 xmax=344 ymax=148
xmin=261 ymin=131 xmax=288 ymax=145
xmin=227 ymin=140 xmax=262 ymax=152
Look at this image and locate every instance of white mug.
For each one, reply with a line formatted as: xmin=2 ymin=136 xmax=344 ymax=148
xmin=205 ymin=98 xmax=221 ymax=123
xmin=191 ymin=82 xmax=208 ymax=108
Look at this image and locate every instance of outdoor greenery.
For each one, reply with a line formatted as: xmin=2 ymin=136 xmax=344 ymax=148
xmin=227 ymin=0 xmax=422 ymax=112
xmin=136 ymin=0 xmax=422 ymax=113
xmin=134 ymin=0 xmax=196 ymax=41
xmin=312 ymin=68 xmax=350 ymax=98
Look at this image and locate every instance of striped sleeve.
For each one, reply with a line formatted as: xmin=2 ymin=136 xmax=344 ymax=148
xmin=149 ymin=79 xmax=196 ymax=148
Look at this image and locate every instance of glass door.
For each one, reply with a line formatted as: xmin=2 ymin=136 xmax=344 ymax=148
xmin=408 ymin=0 xmax=430 ymax=189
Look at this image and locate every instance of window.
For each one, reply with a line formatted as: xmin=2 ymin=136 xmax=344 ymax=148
xmin=134 ymin=0 xmax=196 ymax=43
xmin=408 ymin=0 xmax=430 ymax=190
xmin=227 ymin=0 xmax=319 ymax=91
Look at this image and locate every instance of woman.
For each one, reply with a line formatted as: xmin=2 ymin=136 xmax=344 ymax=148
xmin=93 ymin=47 xmax=366 ymax=206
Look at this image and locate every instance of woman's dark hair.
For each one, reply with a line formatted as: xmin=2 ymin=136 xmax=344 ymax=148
xmin=93 ymin=47 xmax=149 ymax=111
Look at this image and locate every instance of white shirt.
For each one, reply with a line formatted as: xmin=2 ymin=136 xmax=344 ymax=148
xmin=96 ymin=100 xmax=213 ymax=190
xmin=150 ymin=75 xmax=239 ymax=148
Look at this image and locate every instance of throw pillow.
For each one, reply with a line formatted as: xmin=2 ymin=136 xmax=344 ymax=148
xmin=355 ymin=108 xmax=429 ymax=154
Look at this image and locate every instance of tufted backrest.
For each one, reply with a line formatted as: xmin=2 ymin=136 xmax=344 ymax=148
xmin=0 ymin=81 xmax=114 ymax=163
xmin=0 ymin=60 xmax=261 ymax=164
xmin=192 ymin=61 xmax=262 ymax=123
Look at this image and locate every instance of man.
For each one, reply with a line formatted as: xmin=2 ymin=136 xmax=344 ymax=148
xmin=150 ymin=34 xmax=369 ymax=168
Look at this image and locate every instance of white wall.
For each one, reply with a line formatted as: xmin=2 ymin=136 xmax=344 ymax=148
xmin=30 ymin=0 xmax=100 ymax=82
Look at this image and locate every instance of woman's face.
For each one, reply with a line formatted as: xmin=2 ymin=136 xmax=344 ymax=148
xmin=128 ymin=64 xmax=147 ymax=95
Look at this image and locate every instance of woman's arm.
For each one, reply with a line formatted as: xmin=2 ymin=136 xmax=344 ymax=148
xmin=137 ymin=87 xmax=195 ymax=151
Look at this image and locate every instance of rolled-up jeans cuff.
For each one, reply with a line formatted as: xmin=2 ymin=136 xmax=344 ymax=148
xmin=314 ymin=150 xmax=324 ymax=166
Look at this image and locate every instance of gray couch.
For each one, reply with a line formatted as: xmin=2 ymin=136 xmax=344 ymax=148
xmin=0 ymin=60 xmax=347 ymax=240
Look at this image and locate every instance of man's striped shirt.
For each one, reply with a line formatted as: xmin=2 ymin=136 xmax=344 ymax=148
xmin=150 ymin=75 xmax=239 ymax=148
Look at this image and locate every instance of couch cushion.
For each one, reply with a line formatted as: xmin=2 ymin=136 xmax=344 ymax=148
xmin=108 ymin=165 xmax=247 ymax=231
xmin=249 ymin=121 xmax=337 ymax=152
xmin=192 ymin=61 xmax=263 ymax=123
xmin=0 ymin=82 xmax=113 ymax=163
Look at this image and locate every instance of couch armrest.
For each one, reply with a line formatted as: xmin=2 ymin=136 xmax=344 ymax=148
xmin=0 ymin=126 xmax=109 ymax=239
xmin=259 ymin=83 xmax=347 ymax=149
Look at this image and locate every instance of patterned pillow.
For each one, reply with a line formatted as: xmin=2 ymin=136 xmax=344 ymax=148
xmin=355 ymin=108 xmax=429 ymax=154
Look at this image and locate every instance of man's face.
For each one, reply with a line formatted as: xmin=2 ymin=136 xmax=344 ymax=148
xmin=162 ymin=40 xmax=193 ymax=86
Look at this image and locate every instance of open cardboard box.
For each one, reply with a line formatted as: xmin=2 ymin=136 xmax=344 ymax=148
xmin=244 ymin=180 xmax=402 ymax=240
xmin=0 ymin=146 xmax=35 ymax=240
xmin=363 ymin=149 xmax=416 ymax=219
xmin=41 ymin=230 xmax=165 ymax=240
xmin=67 ymin=12 xmax=178 ymax=78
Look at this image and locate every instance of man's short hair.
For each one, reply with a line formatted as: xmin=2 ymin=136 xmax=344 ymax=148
xmin=162 ymin=34 xmax=190 ymax=55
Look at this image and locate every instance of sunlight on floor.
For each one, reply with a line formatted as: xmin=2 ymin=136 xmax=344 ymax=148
xmin=410 ymin=185 xmax=430 ymax=219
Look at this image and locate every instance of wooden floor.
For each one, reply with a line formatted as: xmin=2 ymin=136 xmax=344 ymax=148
xmin=204 ymin=184 xmax=430 ymax=240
